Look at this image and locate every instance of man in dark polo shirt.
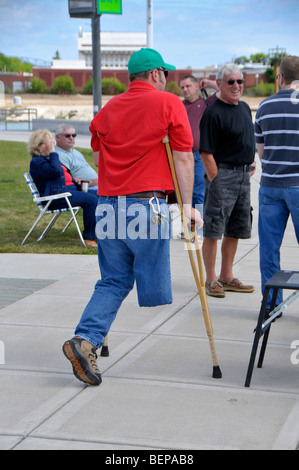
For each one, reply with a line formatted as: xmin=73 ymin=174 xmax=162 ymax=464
xmin=200 ymin=63 xmax=256 ymax=298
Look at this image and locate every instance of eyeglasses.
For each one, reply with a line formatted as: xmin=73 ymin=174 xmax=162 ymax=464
xmin=63 ymin=133 xmax=76 ymax=138
xmin=225 ymin=79 xmax=244 ymax=86
xmin=156 ymin=68 xmax=169 ymax=78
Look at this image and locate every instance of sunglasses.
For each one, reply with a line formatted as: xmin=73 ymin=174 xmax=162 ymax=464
xmin=156 ymin=68 xmax=169 ymax=78
xmin=226 ymin=79 xmax=244 ymax=86
xmin=64 ymin=133 xmax=76 ymax=138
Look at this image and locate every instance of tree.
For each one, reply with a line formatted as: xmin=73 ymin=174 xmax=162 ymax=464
xmin=53 ymin=50 xmax=61 ymax=60
xmin=0 ymin=52 xmax=32 ymax=73
xmin=250 ymin=53 xmax=268 ymax=63
xmin=234 ymin=50 xmax=288 ymax=84
xmin=234 ymin=56 xmax=249 ymax=64
xmin=264 ymin=67 xmax=275 ymax=83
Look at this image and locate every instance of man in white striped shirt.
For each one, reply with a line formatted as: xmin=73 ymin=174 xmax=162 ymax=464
xmin=255 ymin=55 xmax=299 ymax=312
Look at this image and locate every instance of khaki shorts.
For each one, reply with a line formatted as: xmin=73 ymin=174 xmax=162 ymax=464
xmin=203 ymin=168 xmax=252 ymax=240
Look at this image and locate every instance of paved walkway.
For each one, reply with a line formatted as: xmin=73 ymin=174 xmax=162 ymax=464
xmin=0 ymin=131 xmax=298 ymax=450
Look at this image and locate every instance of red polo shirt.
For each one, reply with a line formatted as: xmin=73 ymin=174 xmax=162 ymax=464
xmin=89 ymin=81 xmax=193 ymax=196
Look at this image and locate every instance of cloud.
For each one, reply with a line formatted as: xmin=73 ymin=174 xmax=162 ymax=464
xmin=0 ymin=0 xmax=298 ymax=68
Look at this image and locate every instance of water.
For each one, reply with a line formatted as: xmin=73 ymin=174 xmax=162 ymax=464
xmin=0 ymin=121 xmax=32 ymax=131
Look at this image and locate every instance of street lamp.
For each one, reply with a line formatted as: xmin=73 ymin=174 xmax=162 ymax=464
xmin=68 ymin=0 xmax=122 ymax=116
xmin=68 ymin=0 xmax=101 ymax=116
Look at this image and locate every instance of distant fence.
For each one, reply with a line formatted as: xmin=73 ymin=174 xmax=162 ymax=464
xmin=32 ymin=118 xmax=90 ymax=134
xmin=0 ymin=107 xmax=37 ymax=130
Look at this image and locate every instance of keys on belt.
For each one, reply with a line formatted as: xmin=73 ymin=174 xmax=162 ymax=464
xmin=149 ymin=196 xmax=168 ymax=226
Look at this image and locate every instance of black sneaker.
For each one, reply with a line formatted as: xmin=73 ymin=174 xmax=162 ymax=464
xmin=62 ymin=337 xmax=102 ymax=386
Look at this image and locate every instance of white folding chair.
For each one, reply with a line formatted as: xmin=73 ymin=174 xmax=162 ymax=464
xmin=21 ymin=172 xmax=86 ymax=247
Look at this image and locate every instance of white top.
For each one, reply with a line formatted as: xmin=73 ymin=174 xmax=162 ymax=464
xmin=55 ymin=146 xmax=97 ymax=180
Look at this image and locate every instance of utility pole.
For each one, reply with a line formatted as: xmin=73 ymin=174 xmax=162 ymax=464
xmin=147 ymin=0 xmax=153 ymax=48
xmin=68 ymin=0 xmax=102 ymax=117
xmin=92 ymin=0 xmax=102 ymax=116
xmin=69 ymin=0 xmax=122 ymax=117
xmin=269 ymin=46 xmax=286 ymax=93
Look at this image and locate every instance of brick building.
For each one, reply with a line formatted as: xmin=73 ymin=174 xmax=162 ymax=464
xmin=0 ymin=72 xmax=32 ymax=93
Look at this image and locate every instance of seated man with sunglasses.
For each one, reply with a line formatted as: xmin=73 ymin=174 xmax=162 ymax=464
xmin=55 ymin=124 xmax=98 ymax=191
xmin=199 ymin=63 xmax=256 ymax=298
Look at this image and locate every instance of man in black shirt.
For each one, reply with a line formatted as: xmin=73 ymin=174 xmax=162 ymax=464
xmin=200 ymin=63 xmax=256 ymax=298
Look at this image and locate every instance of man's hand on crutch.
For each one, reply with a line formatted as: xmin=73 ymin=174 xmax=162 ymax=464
xmin=170 ymin=147 xmax=203 ymax=231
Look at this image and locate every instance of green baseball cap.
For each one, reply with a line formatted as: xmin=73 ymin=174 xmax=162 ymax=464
xmin=128 ymin=48 xmax=176 ymax=75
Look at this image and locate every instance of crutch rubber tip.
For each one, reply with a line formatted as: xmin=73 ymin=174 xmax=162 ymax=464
xmin=212 ymin=366 xmax=222 ymax=379
xmin=100 ymin=345 xmax=109 ymax=357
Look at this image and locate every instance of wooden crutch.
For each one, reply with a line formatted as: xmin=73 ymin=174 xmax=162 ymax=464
xmin=162 ymin=135 xmax=222 ymax=379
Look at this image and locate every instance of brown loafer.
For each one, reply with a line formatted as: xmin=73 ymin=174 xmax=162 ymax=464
xmin=85 ymin=239 xmax=98 ymax=248
xmin=218 ymin=278 xmax=254 ymax=293
xmin=205 ymin=280 xmax=225 ymax=298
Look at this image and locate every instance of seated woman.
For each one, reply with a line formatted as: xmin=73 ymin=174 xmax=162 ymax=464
xmin=28 ymin=129 xmax=98 ymax=248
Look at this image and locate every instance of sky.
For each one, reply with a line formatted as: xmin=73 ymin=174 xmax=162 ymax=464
xmin=0 ymin=0 xmax=299 ymax=69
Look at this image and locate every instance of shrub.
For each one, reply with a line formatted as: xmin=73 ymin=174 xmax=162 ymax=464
xmin=28 ymin=77 xmax=46 ymax=94
xmin=83 ymin=77 xmax=126 ymax=95
xmin=51 ymin=74 xmax=74 ymax=94
xmin=102 ymin=77 xmax=126 ymax=95
xmin=167 ymin=81 xmax=181 ymax=96
xmin=248 ymin=80 xmax=275 ymax=97
xmin=83 ymin=77 xmax=93 ymax=94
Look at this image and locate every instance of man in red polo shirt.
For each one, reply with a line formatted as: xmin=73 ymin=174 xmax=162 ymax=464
xmin=63 ymin=48 xmax=203 ymax=386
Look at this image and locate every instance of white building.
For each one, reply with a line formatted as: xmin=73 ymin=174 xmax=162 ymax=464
xmin=78 ymin=30 xmax=147 ymax=69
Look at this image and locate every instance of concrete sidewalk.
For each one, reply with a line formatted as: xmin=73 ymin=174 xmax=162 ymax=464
xmin=0 ymin=131 xmax=299 ymax=450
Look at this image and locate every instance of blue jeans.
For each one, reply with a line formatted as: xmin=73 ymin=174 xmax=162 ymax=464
xmin=49 ymin=185 xmax=98 ymax=240
xmin=192 ymin=151 xmax=205 ymax=209
xmin=74 ymin=196 xmax=172 ymax=348
xmin=259 ymin=186 xmax=299 ymax=307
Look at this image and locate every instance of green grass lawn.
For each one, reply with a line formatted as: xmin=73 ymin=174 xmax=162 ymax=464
xmin=0 ymin=140 xmax=98 ymax=254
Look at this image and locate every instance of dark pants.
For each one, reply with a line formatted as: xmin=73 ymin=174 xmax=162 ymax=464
xmin=203 ymin=168 xmax=252 ymax=240
xmin=49 ymin=185 xmax=98 ymax=240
